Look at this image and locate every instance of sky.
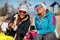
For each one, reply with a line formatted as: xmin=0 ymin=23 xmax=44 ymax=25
xmin=0 ymin=0 xmax=60 ymax=13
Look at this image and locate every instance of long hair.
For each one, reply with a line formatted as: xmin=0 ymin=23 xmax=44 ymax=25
xmin=16 ymin=14 xmax=27 ymax=25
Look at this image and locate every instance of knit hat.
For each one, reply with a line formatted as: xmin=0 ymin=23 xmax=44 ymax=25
xmin=18 ymin=4 xmax=28 ymax=12
xmin=35 ymin=4 xmax=42 ymax=10
xmin=40 ymin=2 xmax=46 ymax=10
xmin=35 ymin=2 xmax=46 ymax=10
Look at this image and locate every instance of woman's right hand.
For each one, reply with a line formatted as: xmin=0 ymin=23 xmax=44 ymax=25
xmin=8 ymin=22 xmax=14 ymax=29
xmin=8 ymin=22 xmax=17 ymax=31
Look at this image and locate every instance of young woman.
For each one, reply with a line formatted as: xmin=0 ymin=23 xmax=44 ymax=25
xmin=34 ymin=2 xmax=57 ymax=40
xmin=5 ymin=4 xmax=34 ymax=40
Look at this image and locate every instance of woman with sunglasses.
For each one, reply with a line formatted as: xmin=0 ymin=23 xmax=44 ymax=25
xmin=6 ymin=4 xmax=32 ymax=40
xmin=33 ymin=2 xmax=57 ymax=40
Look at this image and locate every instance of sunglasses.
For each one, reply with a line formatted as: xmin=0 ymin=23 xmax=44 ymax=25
xmin=19 ymin=10 xmax=26 ymax=14
xmin=35 ymin=5 xmax=43 ymax=10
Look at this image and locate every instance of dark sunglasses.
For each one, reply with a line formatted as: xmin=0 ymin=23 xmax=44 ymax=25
xmin=19 ymin=10 xmax=26 ymax=14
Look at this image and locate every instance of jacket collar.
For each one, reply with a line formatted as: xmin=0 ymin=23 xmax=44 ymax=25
xmin=14 ymin=14 xmax=29 ymax=25
xmin=19 ymin=15 xmax=28 ymax=24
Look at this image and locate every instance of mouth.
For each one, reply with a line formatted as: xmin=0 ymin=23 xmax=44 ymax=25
xmin=38 ymin=13 xmax=41 ymax=15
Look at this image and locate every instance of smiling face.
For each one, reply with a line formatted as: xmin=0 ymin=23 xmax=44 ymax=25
xmin=37 ymin=7 xmax=46 ymax=15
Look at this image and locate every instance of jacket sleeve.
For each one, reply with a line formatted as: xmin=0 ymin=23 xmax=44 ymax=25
xmin=35 ymin=18 xmax=39 ymax=33
xmin=48 ymin=15 xmax=56 ymax=33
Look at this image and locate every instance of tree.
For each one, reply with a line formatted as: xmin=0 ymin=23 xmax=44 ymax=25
xmin=0 ymin=2 xmax=8 ymax=16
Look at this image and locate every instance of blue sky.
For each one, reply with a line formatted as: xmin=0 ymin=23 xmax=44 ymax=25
xmin=0 ymin=0 xmax=60 ymax=13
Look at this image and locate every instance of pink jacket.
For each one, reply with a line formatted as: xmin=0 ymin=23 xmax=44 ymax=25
xmin=26 ymin=31 xmax=37 ymax=40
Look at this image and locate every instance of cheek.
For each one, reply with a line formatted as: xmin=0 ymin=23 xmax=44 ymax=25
xmin=37 ymin=9 xmax=42 ymax=13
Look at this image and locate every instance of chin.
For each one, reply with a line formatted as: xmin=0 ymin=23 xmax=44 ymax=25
xmin=38 ymin=13 xmax=41 ymax=15
xmin=38 ymin=14 xmax=41 ymax=15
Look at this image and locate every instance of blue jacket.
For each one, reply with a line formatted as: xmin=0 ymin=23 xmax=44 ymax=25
xmin=35 ymin=12 xmax=56 ymax=35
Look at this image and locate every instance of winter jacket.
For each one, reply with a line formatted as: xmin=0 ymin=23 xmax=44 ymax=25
xmin=16 ymin=14 xmax=30 ymax=38
xmin=35 ymin=11 xmax=56 ymax=35
xmin=26 ymin=31 xmax=37 ymax=40
xmin=6 ymin=14 xmax=30 ymax=38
